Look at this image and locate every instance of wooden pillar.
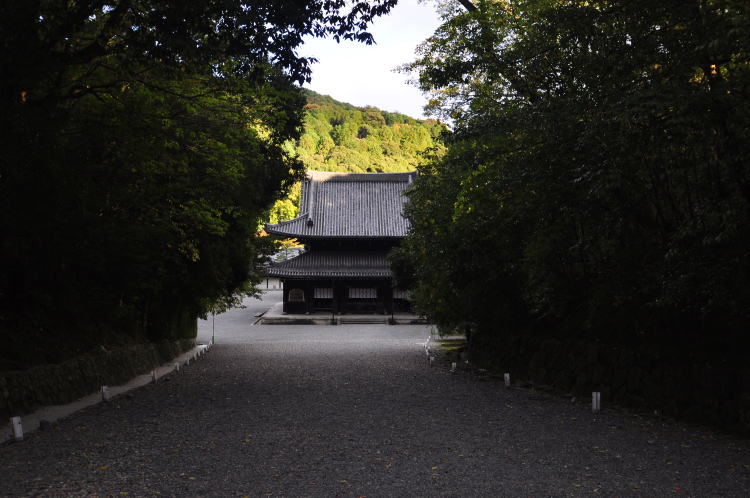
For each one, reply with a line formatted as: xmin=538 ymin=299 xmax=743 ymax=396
xmin=384 ymin=283 xmax=394 ymax=315
xmin=332 ymin=280 xmax=340 ymax=315
xmin=337 ymin=282 xmax=347 ymax=314
xmin=281 ymin=279 xmax=288 ymax=313
xmin=305 ymin=282 xmax=313 ymax=314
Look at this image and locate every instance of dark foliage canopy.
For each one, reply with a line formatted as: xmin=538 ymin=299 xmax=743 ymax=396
xmin=397 ymin=0 xmax=750 ymax=351
xmin=0 ymin=1 xmax=396 ymax=368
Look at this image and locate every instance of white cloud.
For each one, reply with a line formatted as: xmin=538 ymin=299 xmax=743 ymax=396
xmin=300 ymin=0 xmax=442 ymax=119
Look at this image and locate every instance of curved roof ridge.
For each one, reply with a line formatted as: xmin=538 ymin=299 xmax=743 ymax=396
xmin=267 ymin=213 xmax=307 ymax=229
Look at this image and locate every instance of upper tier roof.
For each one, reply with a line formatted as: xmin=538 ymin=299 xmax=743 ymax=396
xmin=266 ymin=171 xmax=416 ymax=239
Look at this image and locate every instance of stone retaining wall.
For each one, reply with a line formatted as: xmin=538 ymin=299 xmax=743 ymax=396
xmin=0 ymin=339 xmax=195 ymax=419
xmin=470 ymin=332 xmax=750 ymax=434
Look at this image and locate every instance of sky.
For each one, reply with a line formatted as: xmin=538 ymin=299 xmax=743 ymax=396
xmin=299 ymin=0 xmax=443 ymax=120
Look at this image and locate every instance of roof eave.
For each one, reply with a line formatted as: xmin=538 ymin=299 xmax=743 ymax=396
xmin=266 ymin=233 xmax=405 ymax=240
xmin=267 ymin=272 xmax=393 ymax=280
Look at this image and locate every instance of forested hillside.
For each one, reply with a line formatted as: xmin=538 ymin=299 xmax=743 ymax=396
xmin=268 ymin=90 xmax=445 ymax=223
xmin=298 ymin=90 xmax=444 ymax=173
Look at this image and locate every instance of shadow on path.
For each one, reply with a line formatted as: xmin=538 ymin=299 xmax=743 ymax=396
xmin=2 ymin=299 xmax=749 ymax=496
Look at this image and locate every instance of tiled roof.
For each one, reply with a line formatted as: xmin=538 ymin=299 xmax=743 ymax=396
xmin=266 ymin=171 xmax=415 ymax=239
xmin=267 ymin=251 xmax=392 ymax=279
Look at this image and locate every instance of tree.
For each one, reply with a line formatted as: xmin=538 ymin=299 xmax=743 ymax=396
xmin=0 ymin=1 xmax=399 ymax=366
xmin=290 ymin=89 xmax=447 ymax=174
xmin=399 ymin=0 xmax=750 ymax=349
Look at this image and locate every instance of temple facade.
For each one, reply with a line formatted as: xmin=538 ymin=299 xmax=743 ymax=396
xmin=266 ymin=171 xmax=414 ymax=315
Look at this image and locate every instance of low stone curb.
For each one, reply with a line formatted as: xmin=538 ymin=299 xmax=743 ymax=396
xmin=2 ymin=343 xmax=212 ymax=444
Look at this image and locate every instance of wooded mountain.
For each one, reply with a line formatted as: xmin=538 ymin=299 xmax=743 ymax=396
xmin=297 ymin=89 xmax=444 ymax=173
xmin=268 ymin=89 xmax=446 ymax=223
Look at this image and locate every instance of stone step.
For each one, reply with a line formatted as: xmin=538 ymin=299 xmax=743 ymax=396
xmin=338 ymin=316 xmax=389 ymax=325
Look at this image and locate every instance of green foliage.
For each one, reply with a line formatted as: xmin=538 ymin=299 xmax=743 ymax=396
xmin=0 ymin=0 xmax=398 ymax=365
xmin=399 ymin=0 xmax=750 ymax=347
xmin=267 ymin=89 xmax=447 ymax=220
xmin=296 ymin=89 xmax=446 ymax=173
xmin=268 ymin=183 xmax=303 ymax=225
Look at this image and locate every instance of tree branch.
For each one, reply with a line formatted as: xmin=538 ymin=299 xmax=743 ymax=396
xmin=457 ymin=0 xmax=478 ymax=12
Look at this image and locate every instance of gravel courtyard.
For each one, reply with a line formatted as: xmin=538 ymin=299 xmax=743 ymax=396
xmin=1 ymin=293 xmax=749 ymax=496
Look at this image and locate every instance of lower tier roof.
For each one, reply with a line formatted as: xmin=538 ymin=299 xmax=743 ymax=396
xmin=267 ymin=251 xmax=392 ymax=279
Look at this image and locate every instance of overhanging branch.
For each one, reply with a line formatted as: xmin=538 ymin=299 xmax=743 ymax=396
xmin=457 ymin=0 xmax=478 ymax=12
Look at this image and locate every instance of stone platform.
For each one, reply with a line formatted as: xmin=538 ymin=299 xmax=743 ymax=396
xmin=257 ymin=302 xmax=425 ymax=325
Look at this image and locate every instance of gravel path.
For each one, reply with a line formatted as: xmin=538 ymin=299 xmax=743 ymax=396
xmin=2 ymin=295 xmax=749 ymax=496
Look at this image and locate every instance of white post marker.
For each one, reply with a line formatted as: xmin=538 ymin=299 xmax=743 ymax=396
xmin=151 ymin=370 xmax=157 ymax=383
xmin=101 ymin=385 xmax=110 ymax=402
xmin=429 ymin=356 xmax=435 ymax=366
xmin=174 ymin=362 xmax=180 ymax=372
xmin=10 ymin=416 xmax=23 ymax=441
xmin=592 ymin=392 xmax=601 ymax=413
xmin=450 ymin=362 xmax=457 ymax=373
xmin=504 ymin=373 xmax=511 ymax=387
